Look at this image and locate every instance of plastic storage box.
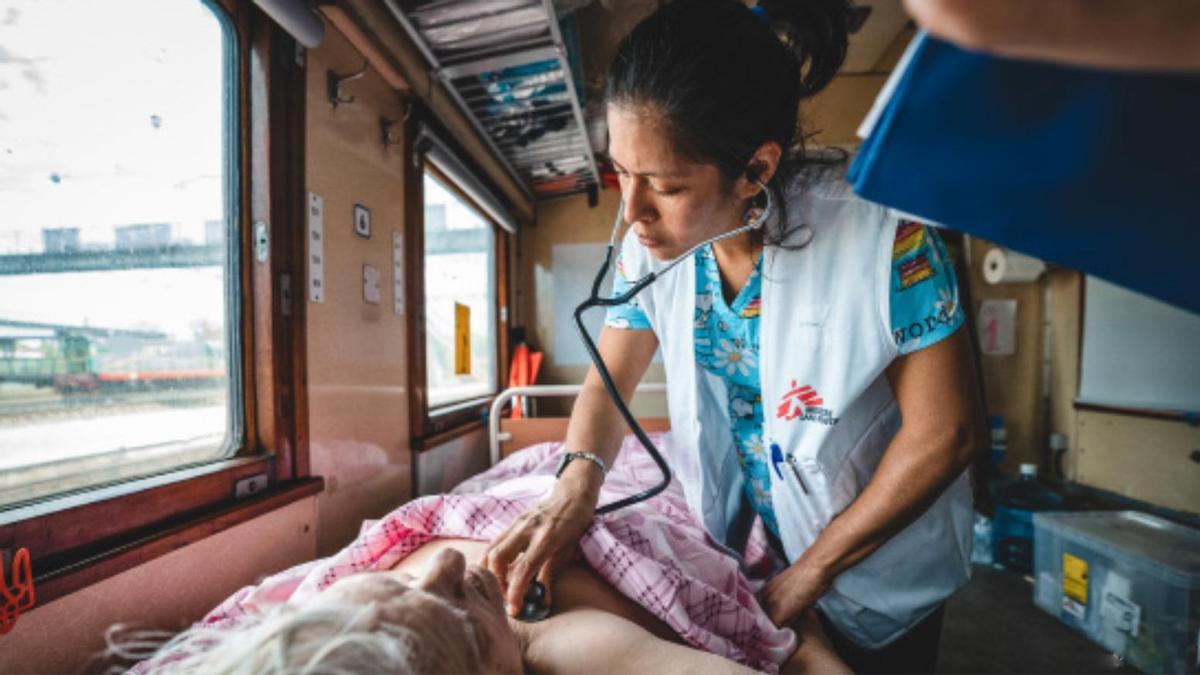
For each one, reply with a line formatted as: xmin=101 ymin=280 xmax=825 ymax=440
xmin=1033 ymin=511 xmax=1200 ymax=674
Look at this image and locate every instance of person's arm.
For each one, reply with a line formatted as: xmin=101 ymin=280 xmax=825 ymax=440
xmin=760 ymin=327 xmax=985 ymax=626
xmin=484 ymin=325 xmax=659 ymax=615
xmin=904 ymin=0 xmax=1200 ymax=73
xmin=557 ymin=325 xmax=661 ymax=498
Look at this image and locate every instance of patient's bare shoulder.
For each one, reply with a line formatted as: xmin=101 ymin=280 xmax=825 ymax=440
xmin=387 ymin=537 xmax=490 ymax=575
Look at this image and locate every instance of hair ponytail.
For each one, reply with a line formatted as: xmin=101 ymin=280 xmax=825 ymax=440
xmin=758 ymin=0 xmax=850 ymax=99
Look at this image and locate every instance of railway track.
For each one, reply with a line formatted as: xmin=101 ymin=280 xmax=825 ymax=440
xmin=0 ymin=389 xmax=225 ymax=423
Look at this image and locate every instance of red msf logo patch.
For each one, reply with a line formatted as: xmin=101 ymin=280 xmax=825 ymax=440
xmin=776 ymin=381 xmax=839 ymax=426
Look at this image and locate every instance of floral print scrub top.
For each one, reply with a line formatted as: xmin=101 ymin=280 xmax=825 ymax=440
xmin=606 ymin=220 xmax=964 ymax=538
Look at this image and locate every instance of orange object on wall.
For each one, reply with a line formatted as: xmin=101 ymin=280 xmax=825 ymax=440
xmin=1 ymin=548 xmax=35 ymax=635
xmin=507 ymin=343 xmax=544 ymax=418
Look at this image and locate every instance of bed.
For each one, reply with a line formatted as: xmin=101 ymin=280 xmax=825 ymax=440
xmin=131 ymin=382 xmax=799 ymax=674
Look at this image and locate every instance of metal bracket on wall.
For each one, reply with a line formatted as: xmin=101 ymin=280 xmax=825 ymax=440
xmin=327 ymin=59 xmax=368 ymax=108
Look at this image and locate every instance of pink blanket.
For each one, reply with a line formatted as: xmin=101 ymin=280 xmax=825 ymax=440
xmin=142 ymin=435 xmax=796 ymax=672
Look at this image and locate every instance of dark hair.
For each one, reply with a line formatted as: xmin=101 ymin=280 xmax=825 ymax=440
xmin=606 ymin=0 xmax=850 ymax=246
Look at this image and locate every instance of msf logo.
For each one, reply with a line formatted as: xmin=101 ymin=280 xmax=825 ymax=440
xmin=776 ymin=381 xmax=839 ymax=426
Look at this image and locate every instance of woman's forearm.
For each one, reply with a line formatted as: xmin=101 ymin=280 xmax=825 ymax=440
xmin=801 ymin=333 xmax=985 ymax=582
xmin=798 ymin=420 xmax=980 ymax=584
xmin=555 ymin=326 xmax=660 ymax=502
xmin=763 ymin=329 xmax=985 ymax=626
xmin=554 ymin=375 xmax=638 ymax=502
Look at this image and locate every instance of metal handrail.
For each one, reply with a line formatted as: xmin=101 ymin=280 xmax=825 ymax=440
xmin=488 ymin=383 xmax=667 ymax=465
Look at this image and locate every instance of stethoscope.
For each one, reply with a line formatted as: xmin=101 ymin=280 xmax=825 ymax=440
xmin=516 ymin=182 xmax=775 ymax=622
xmin=576 ymin=179 xmax=776 ymax=515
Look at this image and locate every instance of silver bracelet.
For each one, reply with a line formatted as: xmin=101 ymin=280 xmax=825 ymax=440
xmin=555 ymin=451 xmax=607 ymax=478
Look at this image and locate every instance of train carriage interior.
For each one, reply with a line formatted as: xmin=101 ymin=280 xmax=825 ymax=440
xmin=0 ymin=0 xmax=1197 ymax=673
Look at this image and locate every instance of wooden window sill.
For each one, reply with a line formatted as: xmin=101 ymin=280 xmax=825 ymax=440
xmin=30 ymin=477 xmax=324 ymax=605
xmin=412 ymin=418 xmax=487 ymax=452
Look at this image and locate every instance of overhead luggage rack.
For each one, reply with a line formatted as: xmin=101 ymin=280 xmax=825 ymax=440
xmin=385 ymin=0 xmax=599 ymax=201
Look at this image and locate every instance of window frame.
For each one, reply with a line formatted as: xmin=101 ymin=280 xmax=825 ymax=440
xmin=0 ymin=0 xmax=318 ymax=605
xmin=405 ymin=119 xmax=511 ymax=448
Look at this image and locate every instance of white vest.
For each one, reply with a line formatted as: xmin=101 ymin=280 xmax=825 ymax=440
xmin=619 ymin=173 xmax=974 ymax=648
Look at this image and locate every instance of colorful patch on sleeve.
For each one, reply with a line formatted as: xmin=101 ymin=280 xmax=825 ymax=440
xmin=897 ymin=253 xmax=934 ymax=289
xmin=889 ymin=224 xmax=965 ymax=354
xmin=893 ymin=220 xmax=926 ymax=260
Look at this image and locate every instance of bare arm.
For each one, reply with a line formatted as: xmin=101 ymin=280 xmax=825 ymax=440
xmin=556 ymin=326 xmax=661 ymax=503
xmin=904 ymin=0 xmax=1200 ymax=73
xmin=762 ymin=328 xmax=985 ymax=624
xmin=485 ymin=326 xmax=659 ymax=614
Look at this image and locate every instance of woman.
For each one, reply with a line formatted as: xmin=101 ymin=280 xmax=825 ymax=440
xmin=122 ymin=436 xmax=848 ymax=674
xmin=485 ymin=1 xmax=985 ymax=672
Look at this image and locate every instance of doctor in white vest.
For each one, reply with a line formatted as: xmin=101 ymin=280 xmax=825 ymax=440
xmin=487 ymin=1 xmax=985 ymax=671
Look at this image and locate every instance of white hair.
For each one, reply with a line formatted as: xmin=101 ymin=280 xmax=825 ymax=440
xmin=107 ymin=597 xmax=483 ymax=675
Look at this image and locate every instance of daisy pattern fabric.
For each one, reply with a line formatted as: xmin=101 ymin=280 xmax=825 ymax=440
xmin=129 ymin=434 xmax=796 ymax=674
xmin=609 ymin=246 xmax=780 ymax=536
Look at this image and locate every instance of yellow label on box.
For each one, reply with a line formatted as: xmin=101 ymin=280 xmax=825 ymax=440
xmin=1063 ymin=553 xmax=1088 ymax=604
xmin=454 ymin=303 xmax=471 ymax=375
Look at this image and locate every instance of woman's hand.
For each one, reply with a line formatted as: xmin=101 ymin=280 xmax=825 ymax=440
xmin=760 ymin=558 xmax=833 ymax=628
xmin=487 ymin=325 xmax=658 ymax=616
xmin=484 ymin=469 xmax=601 ymax=616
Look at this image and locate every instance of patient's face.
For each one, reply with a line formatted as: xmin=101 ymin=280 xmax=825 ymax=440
xmin=321 ymin=548 xmax=522 ymax=673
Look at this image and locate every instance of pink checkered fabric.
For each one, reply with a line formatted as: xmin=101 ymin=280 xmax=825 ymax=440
xmin=134 ymin=435 xmax=796 ymax=672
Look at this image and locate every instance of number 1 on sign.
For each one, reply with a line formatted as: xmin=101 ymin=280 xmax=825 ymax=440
xmin=977 ymin=299 xmax=1017 ymax=355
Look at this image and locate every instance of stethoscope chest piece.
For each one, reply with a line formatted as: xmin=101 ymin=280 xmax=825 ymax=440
xmin=516 ymin=580 xmax=551 ymax=622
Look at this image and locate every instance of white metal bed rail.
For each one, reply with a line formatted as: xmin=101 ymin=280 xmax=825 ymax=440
xmin=488 ymin=383 xmax=666 ymax=465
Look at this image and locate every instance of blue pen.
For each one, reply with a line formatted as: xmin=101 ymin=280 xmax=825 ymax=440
xmin=770 ymin=443 xmax=785 ymax=480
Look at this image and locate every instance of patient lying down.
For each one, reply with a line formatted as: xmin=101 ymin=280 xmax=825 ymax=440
xmin=127 ymin=437 xmax=849 ymax=674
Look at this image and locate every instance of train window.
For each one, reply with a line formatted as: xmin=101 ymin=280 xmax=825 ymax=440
xmin=422 ymin=170 xmax=499 ymax=409
xmin=0 ymin=1 xmax=237 ymax=508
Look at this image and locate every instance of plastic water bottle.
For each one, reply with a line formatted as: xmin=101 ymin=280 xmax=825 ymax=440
xmin=970 ymin=512 xmax=994 ymax=565
xmin=992 ymin=463 xmax=1063 ymax=574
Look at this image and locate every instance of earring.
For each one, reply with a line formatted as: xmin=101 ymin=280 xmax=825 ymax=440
xmin=742 ymin=181 xmax=770 ymax=224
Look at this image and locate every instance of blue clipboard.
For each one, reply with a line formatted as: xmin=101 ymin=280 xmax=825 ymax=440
xmin=849 ymin=33 xmax=1200 ymax=314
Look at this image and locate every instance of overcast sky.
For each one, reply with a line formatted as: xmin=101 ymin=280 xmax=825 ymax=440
xmin=0 ymin=1 xmax=226 ymax=337
xmin=0 ymin=0 xmax=225 ymax=249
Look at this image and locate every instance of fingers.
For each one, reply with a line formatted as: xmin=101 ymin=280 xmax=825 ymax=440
xmin=483 ymin=524 xmax=530 ymax=595
xmin=535 ymin=548 xmax=573 ymax=609
xmin=483 ymin=497 xmax=594 ymax=617
xmin=505 ymin=529 xmax=555 ymax=614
